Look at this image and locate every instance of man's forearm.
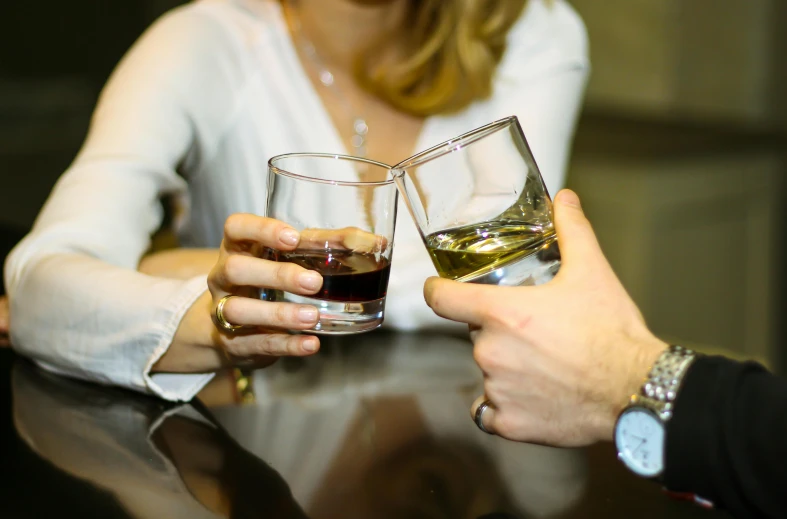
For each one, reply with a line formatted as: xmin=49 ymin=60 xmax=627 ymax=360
xmin=664 ymin=356 xmax=787 ymax=518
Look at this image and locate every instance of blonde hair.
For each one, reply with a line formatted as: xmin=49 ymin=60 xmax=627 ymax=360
xmin=356 ymin=0 xmax=529 ymax=117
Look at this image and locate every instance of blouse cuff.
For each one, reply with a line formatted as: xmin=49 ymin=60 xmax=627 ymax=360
xmin=143 ymin=274 xmax=215 ymax=401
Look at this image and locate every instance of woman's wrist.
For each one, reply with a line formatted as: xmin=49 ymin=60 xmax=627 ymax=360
xmin=152 ymin=290 xmax=225 ymax=373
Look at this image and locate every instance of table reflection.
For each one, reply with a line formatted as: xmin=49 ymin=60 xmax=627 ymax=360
xmin=208 ymin=332 xmax=588 ymax=519
xmin=12 ymin=361 xmax=307 ymax=519
xmin=7 ymin=332 xmax=727 ymax=519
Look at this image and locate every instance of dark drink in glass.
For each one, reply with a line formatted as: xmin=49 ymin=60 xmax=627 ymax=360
xmin=263 ymin=248 xmax=391 ymax=302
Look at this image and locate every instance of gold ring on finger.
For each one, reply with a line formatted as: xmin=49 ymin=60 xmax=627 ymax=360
xmin=215 ymin=295 xmax=245 ymax=333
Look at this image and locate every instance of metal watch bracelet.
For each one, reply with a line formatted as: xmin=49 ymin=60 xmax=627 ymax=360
xmin=631 ymin=345 xmax=698 ymax=422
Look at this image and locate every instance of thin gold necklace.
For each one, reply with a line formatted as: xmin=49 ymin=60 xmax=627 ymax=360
xmin=284 ymin=0 xmax=370 ymax=158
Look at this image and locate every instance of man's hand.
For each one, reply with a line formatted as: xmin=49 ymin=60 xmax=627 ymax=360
xmin=423 ymin=189 xmax=667 ymax=447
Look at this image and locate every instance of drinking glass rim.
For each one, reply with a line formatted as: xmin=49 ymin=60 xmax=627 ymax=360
xmin=391 ymin=116 xmax=519 ymax=174
xmin=268 ymin=153 xmax=395 ymax=186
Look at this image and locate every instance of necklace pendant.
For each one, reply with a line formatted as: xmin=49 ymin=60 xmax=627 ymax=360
xmin=351 ymin=134 xmax=365 ymax=148
xmin=320 ymin=71 xmax=334 ymax=86
xmin=354 ymin=118 xmax=369 ymax=136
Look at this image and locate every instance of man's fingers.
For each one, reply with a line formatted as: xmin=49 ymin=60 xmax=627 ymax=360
xmin=223 ymin=214 xmax=301 ymax=252
xmin=552 ymin=190 xmax=606 ymax=275
xmin=470 ymin=394 xmax=497 ymax=435
xmin=423 ymin=277 xmax=498 ymax=327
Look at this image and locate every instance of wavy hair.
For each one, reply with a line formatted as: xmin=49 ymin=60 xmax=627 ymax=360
xmin=356 ymin=0 xmax=530 ymax=117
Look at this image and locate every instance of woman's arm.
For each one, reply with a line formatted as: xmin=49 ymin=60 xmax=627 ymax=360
xmin=4 ymin=6 xmax=246 ymax=400
xmin=138 ymin=248 xmax=218 ymax=280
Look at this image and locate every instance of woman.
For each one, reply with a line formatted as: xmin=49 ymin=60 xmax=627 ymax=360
xmin=4 ymin=0 xmax=588 ymax=400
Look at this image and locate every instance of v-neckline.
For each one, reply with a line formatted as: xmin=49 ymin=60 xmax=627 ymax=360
xmin=266 ymin=0 xmax=433 ymax=167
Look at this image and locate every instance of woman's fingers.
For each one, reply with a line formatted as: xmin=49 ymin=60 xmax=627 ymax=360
xmin=299 ymin=227 xmax=386 ymax=253
xmin=223 ymin=214 xmax=301 ymax=252
xmin=209 ymin=255 xmax=323 ymax=295
xmin=219 ymin=296 xmax=320 ymax=330
xmin=204 ymin=214 xmax=327 ymax=360
xmin=221 ymin=332 xmax=320 ymax=358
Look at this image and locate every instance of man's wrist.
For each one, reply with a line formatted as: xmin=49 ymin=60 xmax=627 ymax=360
xmin=625 ymin=338 xmax=671 ymax=403
xmin=602 ymin=336 xmax=669 ymax=440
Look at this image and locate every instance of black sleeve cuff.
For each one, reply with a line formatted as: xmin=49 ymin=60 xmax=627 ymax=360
xmin=663 ymin=355 xmax=787 ymax=517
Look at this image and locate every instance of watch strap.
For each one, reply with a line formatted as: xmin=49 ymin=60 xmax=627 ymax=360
xmin=632 ymin=345 xmax=697 ymax=421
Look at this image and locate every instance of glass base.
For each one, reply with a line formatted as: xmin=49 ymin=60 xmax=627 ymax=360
xmin=459 ymin=239 xmax=561 ymax=286
xmin=261 ymin=290 xmax=385 ymax=335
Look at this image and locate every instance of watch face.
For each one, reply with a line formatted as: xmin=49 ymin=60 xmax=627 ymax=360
xmin=615 ymin=408 xmax=665 ymax=478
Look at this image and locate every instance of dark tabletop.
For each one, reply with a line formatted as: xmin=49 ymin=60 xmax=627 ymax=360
xmin=0 ymin=332 xmax=729 ymax=519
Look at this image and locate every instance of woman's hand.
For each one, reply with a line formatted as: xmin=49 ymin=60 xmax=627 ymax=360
xmin=423 ymin=190 xmax=667 ymax=447
xmin=0 ymin=295 xmax=9 ymax=347
xmin=153 ymin=214 xmax=324 ymax=373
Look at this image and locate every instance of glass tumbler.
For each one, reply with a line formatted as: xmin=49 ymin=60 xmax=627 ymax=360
xmin=262 ymin=153 xmax=397 ymax=334
xmin=392 ymin=116 xmax=560 ymax=286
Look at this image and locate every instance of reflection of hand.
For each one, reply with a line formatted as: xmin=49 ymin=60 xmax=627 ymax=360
xmin=299 ymin=227 xmax=387 ymax=254
xmin=0 ymin=295 xmax=9 ymax=347
xmin=154 ymin=214 xmax=325 ymax=374
xmin=154 ymin=414 xmax=310 ymax=519
xmin=423 ymin=190 xmax=667 ymax=447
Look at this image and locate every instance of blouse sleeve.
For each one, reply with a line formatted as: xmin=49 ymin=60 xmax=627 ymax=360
xmin=4 ymin=5 xmax=247 ymax=401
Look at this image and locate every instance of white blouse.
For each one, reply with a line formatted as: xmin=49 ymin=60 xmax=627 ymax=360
xmin=4 ymin=0 xmax=588 ymax=401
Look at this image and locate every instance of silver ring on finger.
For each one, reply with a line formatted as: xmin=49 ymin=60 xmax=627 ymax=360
xmin=474 ymin=399 xmax=494 ymax=434
xmin=215 ymin=295 xmax=246 ymax=333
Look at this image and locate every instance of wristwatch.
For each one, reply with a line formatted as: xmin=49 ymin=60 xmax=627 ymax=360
xmin=614 ymin=345 xmax=698 ymax=479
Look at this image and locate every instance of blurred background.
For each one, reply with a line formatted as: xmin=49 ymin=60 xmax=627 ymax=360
xmin=1 ymin=1 xmax=785 ymax=371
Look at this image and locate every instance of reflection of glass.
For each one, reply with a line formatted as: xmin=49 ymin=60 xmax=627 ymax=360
xmin=392 ymin=116 xmax=560 ymax=286
xmin=263 ymin=153 xmax=397 ymax=334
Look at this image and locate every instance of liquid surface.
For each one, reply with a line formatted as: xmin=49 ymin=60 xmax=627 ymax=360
xmin=274 ymin=249 xmax=391 ymax=302
xmin=424 ymin=221 xmax=558 ymax=282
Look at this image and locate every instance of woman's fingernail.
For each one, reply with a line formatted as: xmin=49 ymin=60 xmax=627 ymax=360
xmin=298 ymin=307 xmax=319 ymax=323
xmin=303 ymin=337 xmax=319 ymax=353
xmin=280 ymin=228 xmax=299 ymax=246
xmin=299 ymin=272 xmax=322 ymax=291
